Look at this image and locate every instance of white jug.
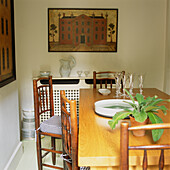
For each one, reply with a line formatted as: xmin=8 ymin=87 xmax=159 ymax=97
xmin=59 ymin=56 xmax=76 ymax=77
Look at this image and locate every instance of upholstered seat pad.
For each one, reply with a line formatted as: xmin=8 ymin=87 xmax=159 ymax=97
xmin=40 ymin=115 xmax=62 ymax=135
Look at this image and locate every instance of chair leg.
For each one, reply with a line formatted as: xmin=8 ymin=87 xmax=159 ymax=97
xmin=36 ymin=131 xmax=43 ymax=170
xmin=62 ymin=150 xmax=67 ymax=170
xmin=51 ymin=137 xmax=56 ymax=165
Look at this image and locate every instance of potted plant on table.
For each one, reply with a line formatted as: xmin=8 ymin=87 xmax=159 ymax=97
xmin=108 ymin=89 xmax=170 ymax=142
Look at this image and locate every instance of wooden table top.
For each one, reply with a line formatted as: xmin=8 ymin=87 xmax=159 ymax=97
xmin=78 ymin=88 xmax=170 ymax=168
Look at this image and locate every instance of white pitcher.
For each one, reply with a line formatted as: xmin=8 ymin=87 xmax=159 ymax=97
xmin=59 ymin=56 xmax=76 ymax=77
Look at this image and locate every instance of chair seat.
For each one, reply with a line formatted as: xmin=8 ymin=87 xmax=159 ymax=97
xmin=40 ymin=115 xmax=62 ymax=134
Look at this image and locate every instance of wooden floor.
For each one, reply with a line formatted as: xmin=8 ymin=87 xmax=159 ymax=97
xmin=16 ymin=137 xmax=63 ymax=170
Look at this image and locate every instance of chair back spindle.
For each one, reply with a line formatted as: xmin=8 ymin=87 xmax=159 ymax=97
xmin=33 ymin=77 xmax=54 ymax=129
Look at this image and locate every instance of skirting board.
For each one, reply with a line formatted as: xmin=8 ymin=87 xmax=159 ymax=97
xmin=4 ymin=142 xmax=23 ymax=170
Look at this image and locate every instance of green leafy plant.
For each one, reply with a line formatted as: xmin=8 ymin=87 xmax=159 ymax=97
xmin=108 ymin=89 xmax=170 ymax=142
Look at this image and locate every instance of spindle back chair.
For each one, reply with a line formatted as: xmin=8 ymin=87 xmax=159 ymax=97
xmin=33 ymin=76 xmax=63 ymax=170
xmin=60 ymin=90 xmax=79 ymax=170
xmin=120 ymin=122 xmax=170 ymax=170
xmin=93 ymin=71 xmax=125 ymax=89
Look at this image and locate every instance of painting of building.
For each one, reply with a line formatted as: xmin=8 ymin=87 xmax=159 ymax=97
xmin=48 ymin=8 xmax=118 ymax=52
xmin=0 ymin=0 xmax=16 ymax=87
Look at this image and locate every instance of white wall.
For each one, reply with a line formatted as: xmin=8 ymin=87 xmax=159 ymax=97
xmin=15 ymin=0 xmax=168 ymax=112
xmin=0 ymin=81 xmax=20 ymax=169
xmin=164 ymin=0 xmax=170 ymax=94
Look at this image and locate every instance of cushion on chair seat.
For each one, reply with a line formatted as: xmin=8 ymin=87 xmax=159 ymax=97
xmin=40 ymin=115 xmax=62 ymax=135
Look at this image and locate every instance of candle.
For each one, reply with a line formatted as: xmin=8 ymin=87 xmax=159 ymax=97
xmin=130 ymin=74 xmax=133 ymax=84
xmin=140 ymin=75 xmax=143 ymax=83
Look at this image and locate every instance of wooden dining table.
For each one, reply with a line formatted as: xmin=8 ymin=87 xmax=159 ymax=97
xmin=78 ymin=88 xmax=170 ymax=170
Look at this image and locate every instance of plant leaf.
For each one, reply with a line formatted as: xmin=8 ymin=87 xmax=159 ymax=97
xmin=125 ymin=89 xmax=135 ymax=103
xmin=144 ymin=106 xmax=159 ymax=112
xmin=108 ymin=111 xmax=130 ymax=129
xmin=145 ymin=96 xmax=153 ymax=103
xmin=148 ymin=112 xmax=164 ymax=142
xmin=149 ymin=110 xmax=158 ymax=113
xmin=148 ymin=98 xmax=165 ymax=106
xmin=135 ymin=93 xmax=144 ymax=104
xmin=123 ymin=101 xmax=138 ymax=109
xmin=158 ymin=105 xmax=167 ymax=115
xmin=133 ymin=109 xmax=147 ymax=122
xmin=123 ymin=108 xmax=133 ymax=112
xmin=146 ymin=105 xmax=167 ymax=115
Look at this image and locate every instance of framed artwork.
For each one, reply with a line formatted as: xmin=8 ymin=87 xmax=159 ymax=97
xmin=48 ymin=8 xmax=118 ymax=52
xmin=0 ymin=0 xmax=16 ymax=88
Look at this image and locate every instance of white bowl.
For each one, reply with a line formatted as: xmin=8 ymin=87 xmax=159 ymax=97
xmin=40 ymin=71 xmax=50 ymax=77
xmin=23 ymin=110 xmax=34 ymax=118
xmin=98 ymin=89 xmax=111 ymax=96
xmin=95 ymin=99 xmax=137 ymax=118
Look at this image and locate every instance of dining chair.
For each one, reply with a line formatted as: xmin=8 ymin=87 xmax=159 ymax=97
xmin=60 ymin=90 xmax=79 ymax=170
xmin=93 ymin=71 xmax=125 ymax=89
xmin=120 ymin=122 xmax=170 ymax=170
xmin=60 ymin=90 xmax=90 ymax=170
xmin=33 ymin=76 xmax=63 ymax=170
